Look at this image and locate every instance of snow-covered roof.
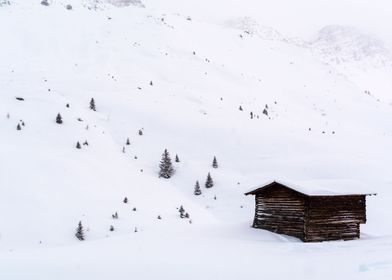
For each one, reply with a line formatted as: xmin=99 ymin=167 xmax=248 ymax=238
xmin=245 ymin=180 xmax=376 ymax=196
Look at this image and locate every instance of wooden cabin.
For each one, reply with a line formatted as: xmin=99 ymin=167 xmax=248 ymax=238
xmin=245 ymin=181 xmax=374 ymax=242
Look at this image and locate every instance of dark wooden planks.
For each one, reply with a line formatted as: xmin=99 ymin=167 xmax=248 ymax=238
xmin=304 ymin=195 xmax=366 ymax=242
xmin=253 ymin=185 xmax=306 ymax=240
xmin=248 ymin=182 xmax=368 ymax=242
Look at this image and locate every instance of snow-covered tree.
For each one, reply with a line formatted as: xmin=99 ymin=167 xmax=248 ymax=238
xmin=76 ymin=142 xmax=81 ymax=149
xmin=75 ymin=221 xmax=85 ymax=241
xmin=56 ymin=113 xmax=63 ymax=124
xmin=175 ymin=154 xmax=180 ymax=163
xmin=16 ymin=123 xmax=21 ymax=131
xmin=179 ymin=205 xmax=185 ymax=218
xmin=212 ymin=156 xmax=218 ymax=168
xmin=159 ymin=149 xmax=174 ymax=179
xmin=90 ymin=98 xmax=96 ymax=111
xmin=205 ymin=172 xmax=214 ymax=188
xmin=194 ymin=181 xmax=202 ymax=195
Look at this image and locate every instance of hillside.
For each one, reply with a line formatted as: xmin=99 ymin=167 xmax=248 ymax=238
xmin=0 ymin=1 xmax=392 ymax=279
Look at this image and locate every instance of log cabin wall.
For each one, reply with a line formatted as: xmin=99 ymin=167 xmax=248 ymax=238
xmin=253 ymin=185 xmax=307 ymax=240
xmin=304 ymin=195 xmax=367 ymax=242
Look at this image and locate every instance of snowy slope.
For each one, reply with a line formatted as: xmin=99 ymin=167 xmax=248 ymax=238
xmin=1 ymin=0 xmax=392 ymax=279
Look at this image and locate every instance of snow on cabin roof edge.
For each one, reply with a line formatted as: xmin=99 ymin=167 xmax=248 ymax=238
xmin=245 ymin=180 xmax=377 ymax=197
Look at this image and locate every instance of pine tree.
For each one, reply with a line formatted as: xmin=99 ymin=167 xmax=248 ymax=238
xmin=179 ymin=205 xmax=185 ymax=218
xmin=76 ymin=142 xmax=81 ymax=149
xmin=175 ymin=154 xmax=180 ymax=163
xmin=194 ymin=181 xmax=202 ymax=195
xmin=126 ymin=138 xmax=130 ymax=145
xmin=112 ymin=212 xmax=118 ymax=219
xmin=123 ymin=197 xmax=128 ymax=204
xmin=89 ymin=98 xmax=96 ymax=111
xmin=205 ymin=172 xmax=214 ymax=188
xmin=16 ymin=123 xmax=21 ymax=130
xmin=212 ymin=156 xmax=218 ymax=168
xmin=110 ymin=225 xmax=114 ymax=231
xmin=56 ymin=113 xmax=63 ymax=124
xmin=75 ymin=221 xmax=85 ymax=241
xmin=138 ymin=129 xmax=143 ymax=136
xmin=239 ymin=106 xmax=243 ymax=111
xmin=159 ymin=149 xmax=174 ymax=179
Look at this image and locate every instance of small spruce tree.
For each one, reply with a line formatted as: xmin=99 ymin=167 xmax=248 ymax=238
xmin=159 ymin=149 xmax=174 ymax=179
xmin=56 ymin=113 xmax=63 ymax=124
xmin=89 ymin=98 xmax=96 ymax=111
xmin=212 ymin=156 xmax=218 ymax=168
xmin=123 ymin=197 xmax=128 ymax=204
xmin=194 ymin=181 xmax=202 ymax=195
xmin=138 ymin=129 xmax=143 ymax=136
xmin=179 ymin=205 xmax=185 ymax=218
xmin=205 ymin=172 xmax=214 ymax=188
xmin=75 ymin=221 xmax=85 ymax=241
xmin=175 ymin=154 xmax=180 ymax=163
xmin=16 ymin=123 xmax=21 ymax=130
xmin=76 ymin=142 xmax=81 ymax=149
xmin=126 ymin=138 xmax=130 ymax=145
xmin=110 ymin=225 xmax=114 ymax=231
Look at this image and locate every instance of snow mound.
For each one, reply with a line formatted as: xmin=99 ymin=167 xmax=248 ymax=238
xmin=225 ymin=17 xmax=286 ymax=41
xmin=309 ymin=25 xmax=392 ymax=67
xmin=105 ymin=0 xmax=144 ymax=8
xmin=82 ymin=0 xmax=144 ymax=9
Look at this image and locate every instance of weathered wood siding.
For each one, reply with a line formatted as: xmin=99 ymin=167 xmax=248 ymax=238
xmin=253 ymin=185 xmax=306 ymax=240
xmin=304 ymin=195 xmax=366 ymax=242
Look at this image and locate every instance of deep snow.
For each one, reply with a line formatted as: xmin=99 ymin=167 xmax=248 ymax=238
xmin=0 ymin=0 xmax=392 ymax=279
